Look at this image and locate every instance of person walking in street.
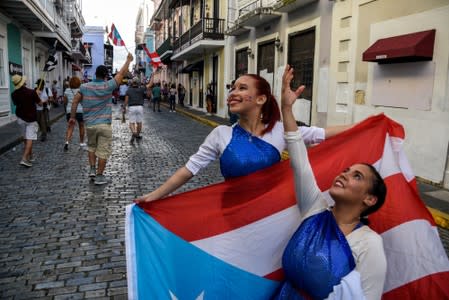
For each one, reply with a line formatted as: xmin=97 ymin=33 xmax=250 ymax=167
xmin=151 ymin=82 xmax=162 ymax=112
xmin=205 ymin=83 xmax=213 ymax=115
xmin=177 ymin=83 xmax=186 ymax=107
xmin=35 ymin=79 xmax=53 ymax=141
xmin=63 ymin=76 xmax=85 ymax=151
xmin=119 ymin=81 xmax=128 ymax=102
xmin=169 ymin=83 xmax=177 ymax=112
xmin=161 ymin=82 xmax=169 ymax=103
xmin=69 ymin=53 xmax=133 ymax=185
xmin=11 ymin=74 xmax=43 ymax=167
xmin=124 ymin=77 xmax=150 ymax=144
xmin=136 ymin=73 xmax=352 ymax=203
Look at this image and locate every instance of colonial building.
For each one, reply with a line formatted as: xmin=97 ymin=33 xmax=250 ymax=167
xmin=148 ymin=0 xmax=449 ymax=187
xmin=83 ymin=26 xmax=113 ymax=81
xmin=135 ymin=0 xmax=155 ymax=79
xmin=0 ymin=0 xmax=90 ymax=126
xmin=150 ymin=0 xmax=226 ymax=111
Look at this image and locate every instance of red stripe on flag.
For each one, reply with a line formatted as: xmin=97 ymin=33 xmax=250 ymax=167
xmin=309 ymin=114 xmax=402 ymax=191
xmin=139 ymin=159 xmax=297 ymax=241
xmin=370 ymin=173 xmax=435 ymax=234
xmin=382 ymin=271 xmax=449 ymax=300
xmin=264 ymin=268 xmax=285 ymax=281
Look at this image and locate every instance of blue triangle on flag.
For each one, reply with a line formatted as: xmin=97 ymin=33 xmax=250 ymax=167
xmin=131 ymin=206 xmax=280 ymax=299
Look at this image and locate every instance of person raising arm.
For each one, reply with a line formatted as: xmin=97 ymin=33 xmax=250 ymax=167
xmin=273 ymin=65 xmax=387 ymax=300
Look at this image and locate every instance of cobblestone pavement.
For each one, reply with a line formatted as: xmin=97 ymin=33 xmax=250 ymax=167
xmin=0 ymin=104 xmax=223 ymax=299
xmin=0 ymin=103 xmax=448 ymax=299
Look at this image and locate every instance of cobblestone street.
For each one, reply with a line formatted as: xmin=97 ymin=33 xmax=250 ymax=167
xmin=1 ymin=103 xmax=448 ymax=299
xmin=0 ymin=104 xmax=223 ymax=299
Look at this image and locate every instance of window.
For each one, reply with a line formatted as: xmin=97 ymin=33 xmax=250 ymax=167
xmin=288 ymin=28 xmax=315 ymax=101
xmin=257 ymin=41 xmax=275 ymax=75
xmin=235 ymin=48 xmax=248 ymax=78
xmin=0 ymin=35 xmax=5 ymax=87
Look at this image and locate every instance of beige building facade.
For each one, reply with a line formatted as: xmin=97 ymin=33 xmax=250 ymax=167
xmin=149 ymin=0 xmax=449 ymax=187
xmin=328 ymin=0 xmax=449 ymax=188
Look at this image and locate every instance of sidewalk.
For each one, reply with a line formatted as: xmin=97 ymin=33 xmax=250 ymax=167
xmin=0 ymin=104 xmax=66 ymax=154
xmin=1 ymin=102 xmax=448 ymax=229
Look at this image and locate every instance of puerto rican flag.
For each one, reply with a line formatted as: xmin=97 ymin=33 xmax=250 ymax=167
xmin=142 ymin=44 xmax=162 ymax=69
xmin=125 ymin=114 xmax=449 ymax=299
xmin=108 ymin=23 xmax=126 ymax=47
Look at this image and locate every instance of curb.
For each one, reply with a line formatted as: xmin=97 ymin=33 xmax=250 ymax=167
xmin=0 ymin=111 xmax=65 ymax=156
xmin=173 ymin=105 xmax=449 ymax=230
xmin=427 ymin=207 xmax=449 ymax=230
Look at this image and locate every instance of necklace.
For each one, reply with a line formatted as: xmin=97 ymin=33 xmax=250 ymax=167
xmin=336 ymin=220 xmax=360 ymax=226
xmin=238 ymin=124 xmax=258 ymax=142
xmin=330 ymin=208 xmax=360 ymax=226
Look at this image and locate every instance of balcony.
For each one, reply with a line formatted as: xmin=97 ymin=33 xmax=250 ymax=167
xmin=0 ymin=0 xmax=71 ymax=50
xmin=71 ymin=39 xmax=91 ymax=64
xmin=64 ymin=0 xmax=85 ymax=38
xmin=226 ymin=0 xmax=280 ymax=35
xmin=171 ymin=18 xmax=225 ymax=61
xmin=272 ymin=0 xmax=318 ymax=13
xmin=156 ymin=38 xmax=174 ymax=63
xmin=135 ymin=25 xmax=145 ymax=44
xmin=238 ymin=0 xmax=280 ymax=27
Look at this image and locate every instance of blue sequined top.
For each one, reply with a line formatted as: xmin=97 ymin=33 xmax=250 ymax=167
xmin=219 ymin=125 xmax=281 ymax=178
xmin=273 ymin=210 xmax=356 ymax=299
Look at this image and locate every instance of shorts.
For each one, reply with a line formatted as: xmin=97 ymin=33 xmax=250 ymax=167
xmin=128 ymin=105 xmax=143 ymax=123
xmin=66 ymin=113 xmax=84 ymax=123
xmin=17 ymin=118 xmax=38 ymax=140
xmin=86 ymin=124 xmax=112 ymax=160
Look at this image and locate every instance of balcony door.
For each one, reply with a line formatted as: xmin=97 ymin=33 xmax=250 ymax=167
xmin=212 ymin=55 xmax=218 ymax=113
xmin=288 ymin=28 xmax=315 ymax=125
xmin=235 ymin=48 xmax=248 ymax=79
xmin=257 ymin=41 xmax=275 ymax=89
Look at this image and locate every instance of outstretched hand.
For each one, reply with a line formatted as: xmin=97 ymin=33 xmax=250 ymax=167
xmin=281 ymin=65 xmax=305 ymax=109
xmin=134 ymin=192 xmax=157 ymax=204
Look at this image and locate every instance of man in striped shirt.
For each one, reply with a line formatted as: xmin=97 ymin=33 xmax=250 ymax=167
xmin=69 ymin=53 xmax=133 ymax=185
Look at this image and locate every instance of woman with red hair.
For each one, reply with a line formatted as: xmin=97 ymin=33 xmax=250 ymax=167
xmin=63 ymin=76 xmax=86 ymax=151
xmin=137 ymin=74 xmax=349 ymax=202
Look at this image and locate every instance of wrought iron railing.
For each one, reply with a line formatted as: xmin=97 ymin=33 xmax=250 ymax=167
xmin=173 ymin=18 xmax=224 ymax=53
xmin=156 ymin=37 xmax=173 ymax=55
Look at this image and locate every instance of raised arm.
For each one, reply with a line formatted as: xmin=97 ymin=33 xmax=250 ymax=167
xmin=114 ymin=53 xmax=133 ymax=86
xmin=281 ymin=65 xmax=326 ymax=216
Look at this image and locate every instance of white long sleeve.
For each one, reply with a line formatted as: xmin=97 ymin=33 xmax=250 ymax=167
xmin=285 ymin=130 xmax=387 ymax=300
xmin=284 ymin=130 xmax=327 ymax=217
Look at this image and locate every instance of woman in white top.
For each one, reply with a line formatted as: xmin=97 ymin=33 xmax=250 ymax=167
xmin=274 ymin=65 xmax=387 ymax=300
xmin=63 ymin=76 xmax=85 ymax=151
xmin=136 ymin=74 xmax=350 ymax=203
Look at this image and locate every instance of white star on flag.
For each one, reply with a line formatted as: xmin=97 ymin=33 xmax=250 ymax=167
xmin=169 ymin=290 xmax=204 ymax=300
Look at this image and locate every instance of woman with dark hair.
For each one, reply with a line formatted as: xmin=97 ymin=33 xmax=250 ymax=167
xmin=275 ymin=65 xmax=387 ymax=300
xmin=137 ymin=74 xmax=349 ymax=202
xmin=63 ymin=76 xmax=85 ymax=151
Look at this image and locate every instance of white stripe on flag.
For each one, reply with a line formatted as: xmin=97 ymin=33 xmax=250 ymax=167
xmin=192 ymin=205 xmax=301 ymax=276
xmin=192 ymin=134 xmax=449 ymax=292
xmin=125 ymin=204 xmax=138 ymax=300
xmin=382 ymin=219 xmax=449 ymax=293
